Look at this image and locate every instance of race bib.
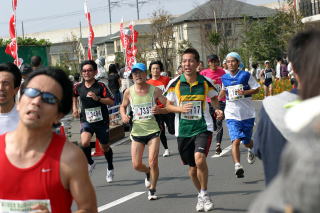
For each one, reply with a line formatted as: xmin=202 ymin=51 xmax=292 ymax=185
xmin=214 ymin=84 xmax=221 ymax=93
xmin=227 ymin=84 xmax=244 ymax=101
xmin=0 ymin=199 xmax=51 ymax=213
xmin=265 ymin=72 xmax=273 ymax=79
xmin=85 ymin=107 xmax=103 ymax=123
xmin=132 ymin=102 xmax=153 ymax=121
xmin=181 ymin=101 xmax=202 ymax=120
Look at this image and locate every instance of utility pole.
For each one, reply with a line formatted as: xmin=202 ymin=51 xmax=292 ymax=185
xmin=136 ymin=0 xmax=140 ymax=20
xmin=108 ymin=0 xmax=112 ymax=34
xmin=80 ymin=21 xmax=82 ymax=39
xmin=21 ymin=21 xmax=25 ymax=39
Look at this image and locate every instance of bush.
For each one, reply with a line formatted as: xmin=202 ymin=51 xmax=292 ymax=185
xmin=253 ymin=78 xmax=292 ymax=100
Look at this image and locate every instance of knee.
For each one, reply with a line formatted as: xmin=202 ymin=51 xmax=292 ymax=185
xmin=149 ymin=159 xmax=158 ymax=169
xmin=232 ymin=139 xmax=241 ymax=146
xmin=195 ymin=153 xmax=206 ymax=169
xmin=132 ymin=162 xmax=143 ymax=171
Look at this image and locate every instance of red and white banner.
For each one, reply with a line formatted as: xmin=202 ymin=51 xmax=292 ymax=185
xmin=84 ymin=0 xmax=95 ymax=60
xmin=120 ymin=20 xmax=139 ymax=73
xmin=5 ymin=0 xmax=20 ymax=66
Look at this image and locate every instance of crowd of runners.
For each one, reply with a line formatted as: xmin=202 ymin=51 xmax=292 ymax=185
xmin=0 ymin=29 xmax=320 ymax=212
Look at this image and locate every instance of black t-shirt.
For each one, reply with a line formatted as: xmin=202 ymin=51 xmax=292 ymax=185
xmin=108 ymin=73 xmax=120 ymax=93
xmin=73 ymin=80 xmax=114 ymax=124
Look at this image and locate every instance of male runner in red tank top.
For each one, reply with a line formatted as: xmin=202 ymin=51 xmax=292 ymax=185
xmin=0 ymin=68 xmax=97 ymax=212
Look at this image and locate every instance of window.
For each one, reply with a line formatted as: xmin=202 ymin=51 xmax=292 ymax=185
xmin=224 ymin=23 xmax=232 ymax=37
xmin=204 ymin=23 xmax=212 ymax=31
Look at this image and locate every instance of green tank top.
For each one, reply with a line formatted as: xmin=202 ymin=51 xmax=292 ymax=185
xmin=130 ymin=85 xmax=160 ymax=136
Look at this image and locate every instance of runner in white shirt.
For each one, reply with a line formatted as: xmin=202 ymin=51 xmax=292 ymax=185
xmin=0 ymin=62 xmax=21 ymax=134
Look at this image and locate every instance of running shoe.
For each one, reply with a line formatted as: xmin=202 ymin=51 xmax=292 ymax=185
xmin=247 ymin=149 xmax=255 ymax=164
xmin=106 ymin=169 xmax=114 ymax=183
xmin=196 ymin=194 xmax=204 ymax=212
xmin=215 ymin=144 xmax=222 ymax=155
xmin=162 ymin=149 xmax=170 ymax=157
xmin=148 ymin=189 xmax=158 ymax=200
xmin=145 ymin=172 xmax=151 ymax=188
xmin=235 ymin=164 xmax=244 ymax=178
xmin=88 ymin=161 xmax=96 ymax=176
xmin=202 ymin=194 xmax=214 ymax=212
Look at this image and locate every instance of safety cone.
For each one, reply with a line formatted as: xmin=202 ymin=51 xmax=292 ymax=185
xmin=59 ymin=126 xmax=65 ymax=136
xmin=93 ymin=139 xmax=104 ymax=156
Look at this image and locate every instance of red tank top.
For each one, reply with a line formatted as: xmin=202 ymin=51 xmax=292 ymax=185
xmin=0 ymin=133 xmax=73 ymax=213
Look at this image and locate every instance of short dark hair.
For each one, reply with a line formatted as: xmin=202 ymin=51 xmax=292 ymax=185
xmin=31 ymin=56 xmax=42 ymax=67
xmin=21 ymin=67 xmax=73 ymax=115
xmin=207 ymin=54 xmax=219 ymax=62
xmin=80 ymin=60 xmax=97 ymax=71
xmin=108 ymin=64 xmax=118 ymax=74
xmin=149 ymin=60 xmax=164 ymax=72
xmin=182 ymin=48 xmax=200 ymax=62
xmin=0 ymin=62 xmax=22 ymax=88
xmin=288 ymin=29 xmax=320 ymax=100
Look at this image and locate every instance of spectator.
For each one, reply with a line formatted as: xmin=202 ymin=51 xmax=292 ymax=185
xmin=30 ymin=56 xmax=42 ymax=71
xmin=108 ymin=64 xmax=121 ymax=126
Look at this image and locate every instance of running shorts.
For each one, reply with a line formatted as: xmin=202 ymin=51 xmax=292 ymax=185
xmin=130 ymin=131 xmax=160 ymax=145
xmin=226 ymin=118 xmax=255 ymax=144
xmin=80 ymin=121 xmax=110 ymax=145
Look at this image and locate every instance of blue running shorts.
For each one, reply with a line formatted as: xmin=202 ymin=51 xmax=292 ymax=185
xmin=226 ymin=118 xmax=255 ymax=144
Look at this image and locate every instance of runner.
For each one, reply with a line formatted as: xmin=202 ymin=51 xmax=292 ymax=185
xmin=165 ymin=48 xmax=223 ymax=212
xmin=200 ymin=54 xmax=226 ymax=155
xmin=219 ymin=52 xmax=260 ymax=178
xmin=0 ymin=62 xmax=21 ymax=134
xmin=120 ymin=63 xmax=167 ymax=200
xmin=260 ymin=60 xmax=275 ymax=97
xmin=146 ymin=60 xmax=175 ymax=157
xmin=0 ymin=67 xmax=97 ymax=212
xmin=73 ymin=60 xmax=115 ymax=183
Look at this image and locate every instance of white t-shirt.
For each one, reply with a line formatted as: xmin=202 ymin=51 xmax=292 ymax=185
xmin=276 ymin=62 xmax=281 ymax=79
xmin=0 ymin=105 xmax=19 ymax=134
xmin=222 ymin=74 xmax=260 ymax=121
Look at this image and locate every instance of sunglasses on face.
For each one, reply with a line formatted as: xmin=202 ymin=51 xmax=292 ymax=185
xmin=23 ymin=88 xmax=60 ymax=105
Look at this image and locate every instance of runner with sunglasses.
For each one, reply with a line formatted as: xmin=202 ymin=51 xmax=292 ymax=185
xmin=0 ymin=67 xmax=97 ymax=212
xmin=73 ymin=60 xmax=115 ymax=183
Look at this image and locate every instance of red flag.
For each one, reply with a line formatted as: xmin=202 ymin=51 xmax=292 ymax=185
xmin=120 ymin=20 xmax=125 ymax=48
xmin=8 ymin=14 xmax=15 ymax=39
xmin=84 ymin=1 xmax=95 ymax=60
xmin=5 ymin=38 xmax=17 ymax=59
xmin=5 ymin=12 xmax=19 ymax=65
xmin=12 ymin=0 xmax=18 ymax=10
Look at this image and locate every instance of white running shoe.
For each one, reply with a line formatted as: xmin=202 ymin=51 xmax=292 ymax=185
xmin=247 ymin=149 xmax=255 ymax=164
xmin=196 ymin=194 xmax=204 ymax=212
xmin=145 ymin=173 xmax=151 ymax=188
xmin=88 ymin=162 xmax=96 ymax=176
xmin=162 ymin=149 xmax=170 ymax=157
xmin=106 ymin=169 xmax=114 ymax=183
xmin=148 ymin=189 xmax=158 ymax=200
xmin=202 ymin=194 xmax=214 ymax=212
xmin=235 ymin=164 xmax=244 ymax=178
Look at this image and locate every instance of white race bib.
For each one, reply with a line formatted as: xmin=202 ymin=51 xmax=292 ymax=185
xmin=0 ymin=199 xmax=51 ymax=213
xmin=85 ymin=107 xmax=103 ymax=123
xmin=227 ymin=84 xmax=244 ymax=101
xmin=181 ymin=101 xmax=202 ymax=120
xmin=132 ymin=102 xmax=153 ymax=121
xmin=265 ymin=72 xmax=273 ymax=79
xmin=214 ymin=84 xmax=221 ymax=93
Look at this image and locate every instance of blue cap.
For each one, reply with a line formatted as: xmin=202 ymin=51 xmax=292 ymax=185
xmin=131 ymin=63 xmax=147 ymax=73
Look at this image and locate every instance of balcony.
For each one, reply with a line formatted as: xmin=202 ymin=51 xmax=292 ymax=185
xmin=299 ymin=0 xmax=320 ymax=17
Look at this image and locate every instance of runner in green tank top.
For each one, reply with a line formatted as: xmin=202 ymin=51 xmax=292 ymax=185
xmin=120 ymin=63 xmax=167 ymax=201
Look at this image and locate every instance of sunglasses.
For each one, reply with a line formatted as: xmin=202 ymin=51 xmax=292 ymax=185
xmin=23 ymin=88 xmax=60 ymax=105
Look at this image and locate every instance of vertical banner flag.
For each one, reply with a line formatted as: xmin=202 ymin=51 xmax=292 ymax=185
xmin=120 ymin=20 xmax=139 ymax=73
xmin=5 ymin=0 xmax=19 ymax=66
xmin=84 ymin=0 xmax=95 ymax=60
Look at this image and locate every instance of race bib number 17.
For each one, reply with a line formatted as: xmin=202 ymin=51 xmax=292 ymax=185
xmin=181 ymin=101 xmax=202 ymax=120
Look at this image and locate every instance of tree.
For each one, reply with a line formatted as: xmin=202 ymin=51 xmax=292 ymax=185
xmin=0 ymin=37 xmax=51 ymax=46
xmin=238 ymin=2 xmax=303 ymax=66
xmin=177 ymin=40 xmax=193 ymax=55
xmin=150 ymin=9 xmax=175 ymax=76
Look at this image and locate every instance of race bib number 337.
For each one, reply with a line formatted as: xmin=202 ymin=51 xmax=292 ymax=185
xmin=132 ymin=103 xmax=153 ymax=121
xmin=181 ymin=101 xmax=202 ymax=120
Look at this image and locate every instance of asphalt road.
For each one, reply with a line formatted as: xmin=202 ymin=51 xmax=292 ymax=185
xmin=71 ymin=101 xmax=265 ymax=213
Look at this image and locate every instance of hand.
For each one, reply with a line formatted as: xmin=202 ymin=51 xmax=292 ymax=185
xmin=87 ymin=91 xmax=99 ymax=101
xmin=215 ymin=109 xmax=224 ymax=120
xmin=31 ymin=204 xmax=50 ymax=213
xmin=180 ymin=102 xmax=193 ymax=113
xmin=121 ymin=114 xmax=131 ymax=124
xmin=72 ymin=110 xmax=80 ymax=118
xmin=151 ymin=106 xmax=161 ymax=115
xmin=237 ymin=90 xmax=246 ymax=96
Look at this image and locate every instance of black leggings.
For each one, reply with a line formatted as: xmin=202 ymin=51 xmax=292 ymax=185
xmin=210 ymin=101 xmax=226 ymax=143
xmin=155 ymin=113 xmax=175 ymax=149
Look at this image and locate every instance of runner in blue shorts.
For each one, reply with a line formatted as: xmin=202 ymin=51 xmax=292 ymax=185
xmin=220 ymin=52 xmax=260 ymax=178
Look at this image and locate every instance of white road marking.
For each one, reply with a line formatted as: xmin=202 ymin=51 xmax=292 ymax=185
xmin=98 ymin=192 xmax=145 ymax=212
xmin=211 ymin=145 xmax=232 ymax=158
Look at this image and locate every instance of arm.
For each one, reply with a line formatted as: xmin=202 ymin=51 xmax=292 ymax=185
xmin=238 ymin=87 xmax=260 ymax=96
xmin=166 ymin=100 xmax=193 ymax=113
xmin=61 ymin=143 xmax=98 ymax=213
xmin=152 ymin=87 xmax=169 ymax=114
xmin=119 ymin=89 xmax=131 ymax=124
xmin=72 ymin=97 xmax=80 ymax=118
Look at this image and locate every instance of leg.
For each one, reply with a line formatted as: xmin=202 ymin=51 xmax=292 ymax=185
xmin=188 ymin=166 xmax=201 ymax=191
xmin=131 ymin=141 xmax=149 ymax=173
xmin=194 ymin=152 xmax=208 ymax=191
xmin=231 ymin=139 xmax=241 ymax=164
xmin=263 ymin=85 xmax=268 ymax=97
xmin=269 ymin=83 xmax=273 ymax=96
xmin=80 ymin=131 xmax=94 ymax=165
xmin=148 ymin=136 xmax=160 ymax=190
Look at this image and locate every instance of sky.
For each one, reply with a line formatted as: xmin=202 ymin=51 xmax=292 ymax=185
xmin=0 ymin=0 xmax=278 ymax=37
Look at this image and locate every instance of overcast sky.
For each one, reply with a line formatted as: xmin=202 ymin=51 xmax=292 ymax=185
xmin=0 ymin=0 xmax=278 ymax=37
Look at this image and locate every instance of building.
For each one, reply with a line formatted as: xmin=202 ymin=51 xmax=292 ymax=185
xmin=296 ymin=0 xmax=320 ymax=27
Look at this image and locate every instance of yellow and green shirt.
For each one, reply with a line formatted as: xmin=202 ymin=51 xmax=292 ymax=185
xmin=165 ymin=74 xmax=218 ymax=137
